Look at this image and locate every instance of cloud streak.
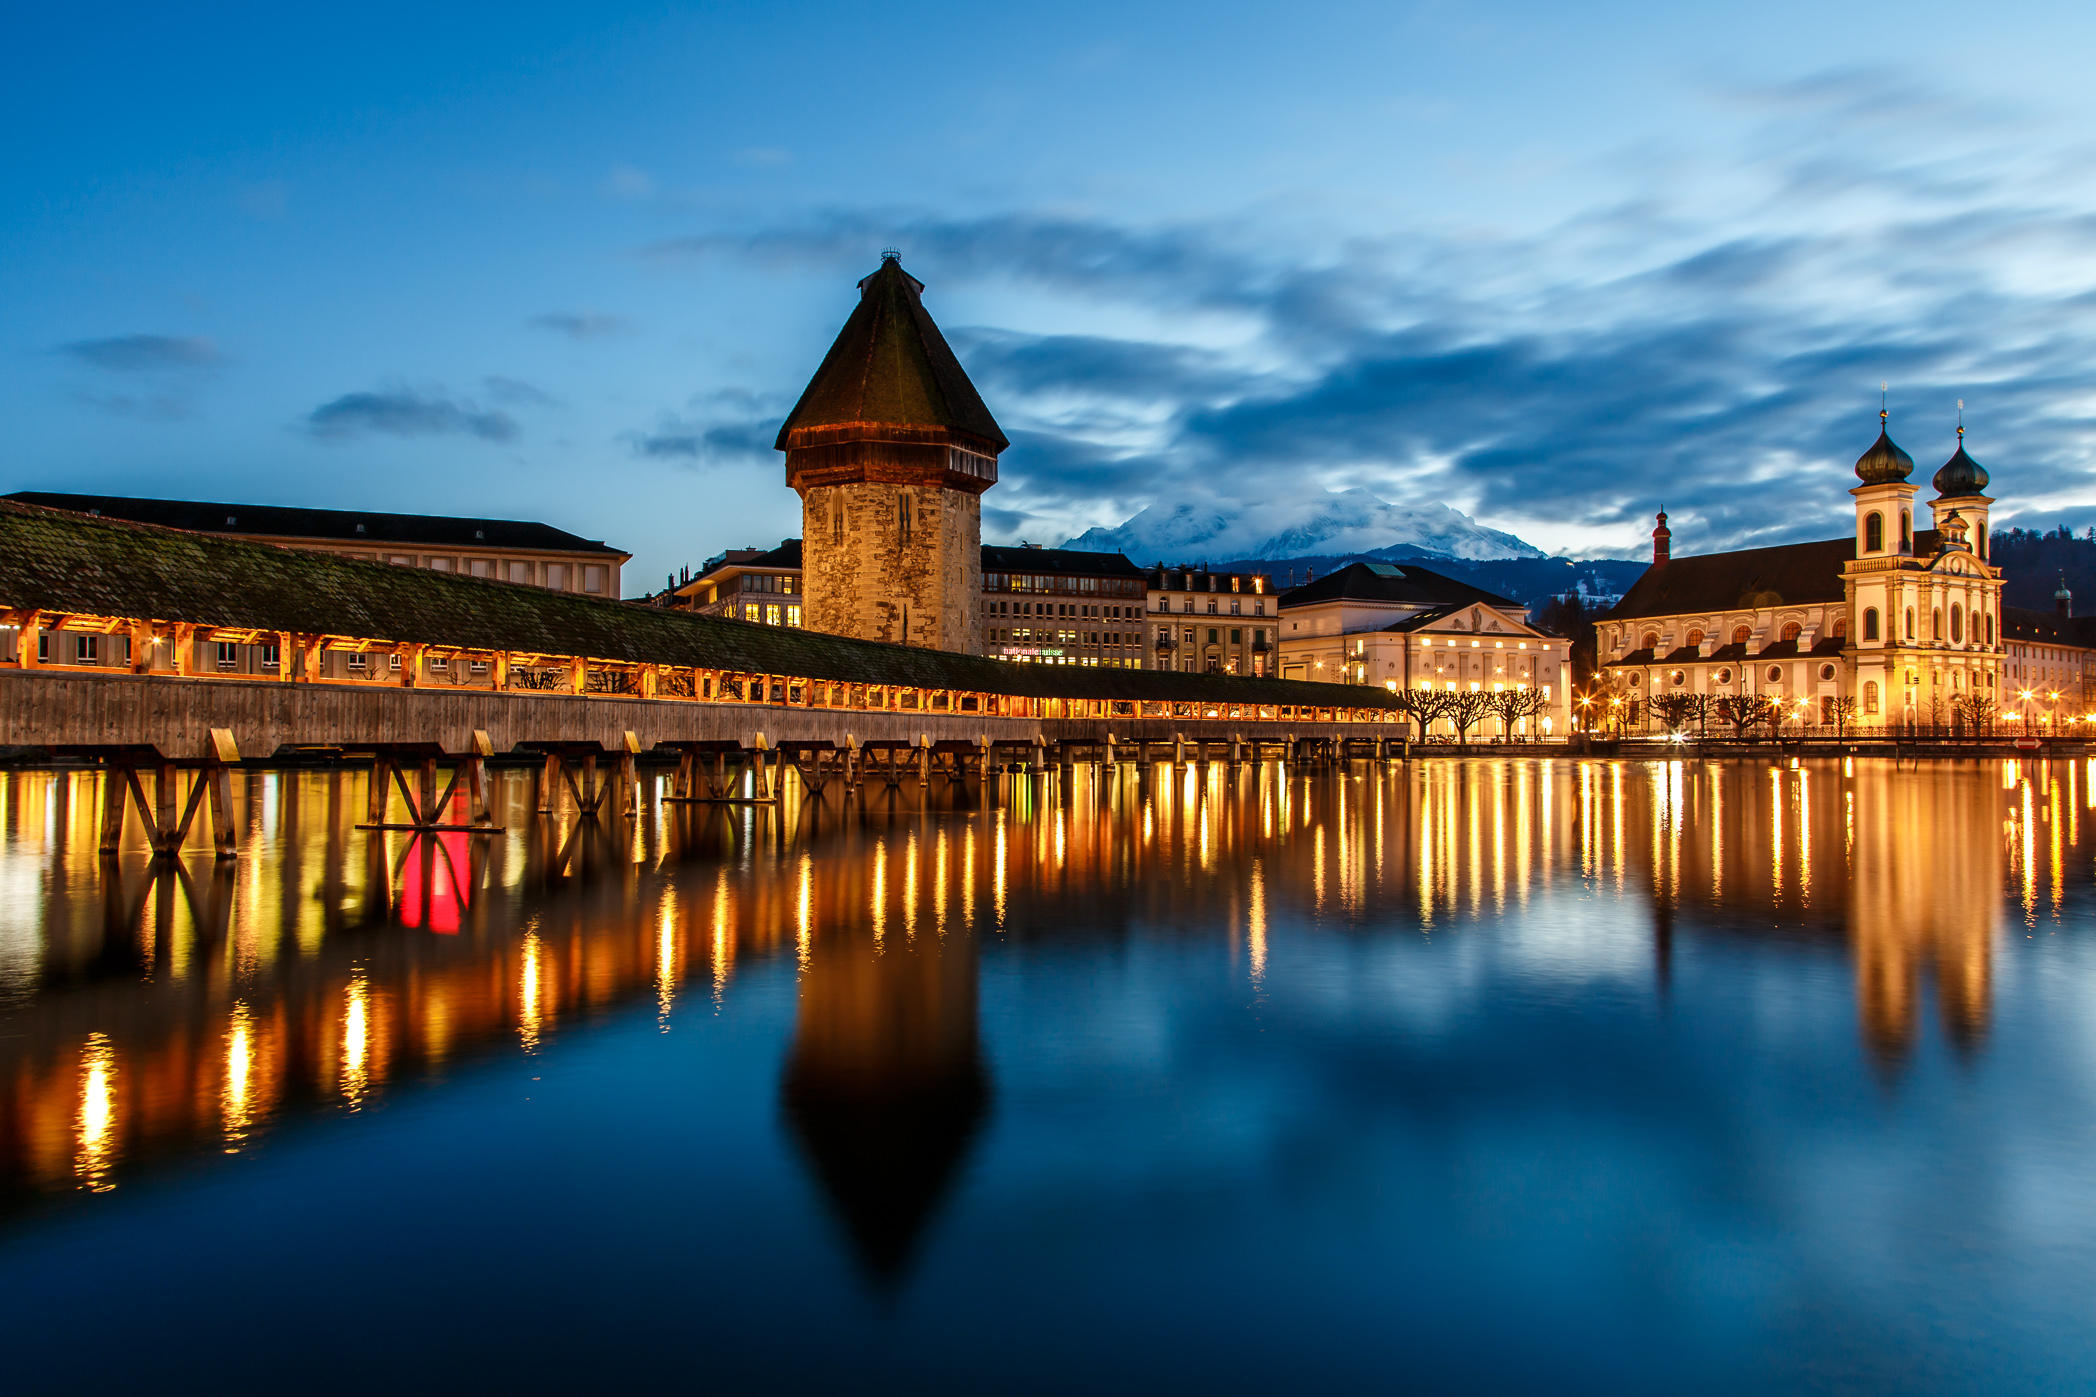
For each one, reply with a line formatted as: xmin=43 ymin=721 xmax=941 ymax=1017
xmin=305 ymin=388 xmax=517 ymax=443
xmin=60 ymin=334 xmax=220 ymax=372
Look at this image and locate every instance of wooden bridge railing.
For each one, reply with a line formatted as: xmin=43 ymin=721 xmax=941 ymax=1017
xmin=0 ymin=606 xmax=1404 ymax=729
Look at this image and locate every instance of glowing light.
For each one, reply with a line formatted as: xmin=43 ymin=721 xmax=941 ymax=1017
xmin=517 ymin=934 xmax=543 ymax=1054
xmin=342 ymin=969 xmax=372 ymax=1106
xmin=222 ymin=1001 xmax=254 ymax=1149
xmin=76 ymin=1032 xmax=117 ymax=1191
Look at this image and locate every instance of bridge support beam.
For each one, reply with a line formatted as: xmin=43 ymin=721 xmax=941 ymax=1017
xmin=97 ymin=729 xmax=241 ymax=861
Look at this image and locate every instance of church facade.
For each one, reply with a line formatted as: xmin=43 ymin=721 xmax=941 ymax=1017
xmin=1599 ymin=414 xmax=2010 ymax=730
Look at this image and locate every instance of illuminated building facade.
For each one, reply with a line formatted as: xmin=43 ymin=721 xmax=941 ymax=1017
xmin=1599 ymin=415 xmax=2040 ymax=729
xmin=1276 ymin=560 xmax=1572 ymax=735
xmin=1147 ymin=565 xmax=1276 ymax=675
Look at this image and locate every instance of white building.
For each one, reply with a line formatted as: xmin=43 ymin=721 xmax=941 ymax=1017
xmin=1277 ymin=561 xmax=1572 ymax=736
xmin=1599 ymin=414 xmax=2016 ymax=730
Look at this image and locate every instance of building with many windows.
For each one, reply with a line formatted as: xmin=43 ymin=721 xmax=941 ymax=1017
xmin=1147 ymin=566 xmax=1276 ymax=675
xmin=980 ymin=545 xmax=1147 ymax=667
xmin=674 ymin=541 xmax=805 ymax=628
xmin=2000 ymin=586 xmax=2096 ymax=729
xmin=6 ymin=492 xmax=628 ymax=598
xmin=1276 ymin=561 xmax=1572 ymax=735
xmin=1598 ymin=414 xmax=2025 ymax=730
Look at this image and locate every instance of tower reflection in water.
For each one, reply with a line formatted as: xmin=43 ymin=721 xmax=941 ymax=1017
xmin=0 ymin=756 xmax=2083 ymax=1271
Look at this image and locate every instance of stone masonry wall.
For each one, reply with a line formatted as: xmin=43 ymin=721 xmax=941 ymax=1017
xmin=799 ymin=482 xmax=982 ymax=654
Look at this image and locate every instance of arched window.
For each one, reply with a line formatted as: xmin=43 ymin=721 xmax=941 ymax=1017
xmin=1933 ymin=607 xmax=1942 ymax=640
xmin=1864 ymin=680 xmax=1879 ymax=714
xmin=1950 ymin=604 xmax=1964 ymax=643
xmin=1865 ymin=511 xmax=1884 ymax=552
xmin=1862 ymin=608 xmax=1879 ymax=641
xmin=1906 ymin=607 xmax=1916 ymax=640
xmin=1640 ymin=631 xmax=1660 ymax=651
xmin=1685 ymin=628 xmax=1705 ymax=648
xmin=1900 ymin=510 xmax=1912 ymax=550
xmin=1780 ymin=621 xmax=1802 ymax=643
xmin=1732 ymin=625 xmax=1751 ymax=645
xmin=1831 ymin=616 xmax=1848 ymax=639
xmin=1986 ymin=613 xmax=1994 ymax=645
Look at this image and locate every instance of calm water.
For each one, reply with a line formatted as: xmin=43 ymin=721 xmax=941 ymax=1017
xmin=2 ymin=757 xmax=2093 ymax=1393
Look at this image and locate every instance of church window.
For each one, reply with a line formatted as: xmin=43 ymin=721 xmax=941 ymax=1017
xmin=1986 ymin=614 xmax=1994 ymax=645
xmin=1950 ymin=604 xmax=1964 ymax=643
xmin=1732 ymin=625 xmax=1751 ymax=645
xmin=1905 ymin=607 xmax=1916 ymax=639
xmin=1780 ymin=621 xmax=1802 ymax=643
xmin=1686 ymin=629 xmax=1705 ymax=648
xmin=1714 ymin=668 xmax=1732 ymax=685
xmin=1864 ymin=681 xmax=1879 ymax=714
xmin=1900 ymin=511 xmax=1911 ymax=550
xmin=1819 ymin=664 xmax=1837 ymax=681
xmin=1640 ymin=631 xmax=1660 ymax=651
xmin=1932 ymin=607 xmax=1942 ymax=640
xmin=1865 ymin=512 xmax=1884 ymax=552
xmin=1831 ymin=616 xmax=1847 ymax=639
xmin=1863 ymin=608 xmax=1879 ymax=641
xmin=1767 ymin=665 xmax=1783 ymax=683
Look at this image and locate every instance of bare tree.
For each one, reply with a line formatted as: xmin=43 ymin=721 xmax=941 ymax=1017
xmin=1951 ymin=693 xmax=1996 ymax=736
xmin=1824 ymin=694 xmax=1859 ymax=738
xmin=1446 ymin=689 xmax=1493 ymax=744
xmin=1486 ymin=687 xmax=1545 ymax=741
xmin=1393 ymin=687 xmax=1455 ymax=741
xmin=1648 ymin=690 xmax=1700 ymax=736
xmin=1714 ymin=692 xmax=1765 ymax=740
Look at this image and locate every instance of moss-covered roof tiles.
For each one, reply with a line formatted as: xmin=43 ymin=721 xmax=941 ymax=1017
xmin=0 ymin=499 xmax=1399 ymax=710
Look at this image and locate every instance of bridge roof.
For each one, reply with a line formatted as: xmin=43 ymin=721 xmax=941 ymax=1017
xmin=0 ymin=500 xmax=1399 ymax=709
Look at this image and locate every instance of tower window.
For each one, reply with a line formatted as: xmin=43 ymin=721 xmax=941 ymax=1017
xmin=1905 ymin=608 xmax=1915 ymax=640
xmin=1863 ymin=607 xmax=1879 ymax=641
xmin=1864 ymin=681 xmax=1879 ymax=714
xmin=1950 ymin=604 xmax=1964 ymax=643
xmin=1865 ymin=511 xmax=1884 ymax=552
xmin=1901 ymin=511 xmax=1911 ymax=550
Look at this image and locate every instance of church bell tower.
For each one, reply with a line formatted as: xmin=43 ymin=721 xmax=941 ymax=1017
xmin=776 ymin=255 xmax=1006 ymax=653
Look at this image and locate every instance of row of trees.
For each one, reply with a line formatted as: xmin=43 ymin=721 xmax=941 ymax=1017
xmin=1635 ymin=689 xmax=2003 ymax=739
xmin=1386 ymin=686 xmax=1551 ymax=743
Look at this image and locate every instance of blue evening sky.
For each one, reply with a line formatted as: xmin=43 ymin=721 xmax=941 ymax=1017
xmin=6 ymin=1 xmax=2095 ymax=588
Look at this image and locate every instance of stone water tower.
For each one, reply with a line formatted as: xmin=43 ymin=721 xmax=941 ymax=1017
xmin=776 ymin=255 xmax=1006 ymax=653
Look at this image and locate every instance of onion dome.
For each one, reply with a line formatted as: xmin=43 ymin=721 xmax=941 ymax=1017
xmin=1932 ymin=426 xmax=1990 ymax=496
xmin=1854 ymin=410 xmax=1914 ymax=485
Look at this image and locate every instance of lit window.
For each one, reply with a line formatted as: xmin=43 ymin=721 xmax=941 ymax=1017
xmin=744 ymin=603 xmax=760 ymax=623
xmin=787 ymin=605 xmax=802 ymax=627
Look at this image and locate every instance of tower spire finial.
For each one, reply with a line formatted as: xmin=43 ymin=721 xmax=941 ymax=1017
xmin=1880 ymin=381 xmax=1888 ymax=425
xmin=1957 ymin=397 xmax=1964 ymax=440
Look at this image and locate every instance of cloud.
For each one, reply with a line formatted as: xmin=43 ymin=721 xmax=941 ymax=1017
xmin=60 ymin=334 xmax=220 ymax=372
xmin=304 ymin=388 xmax=517 ymax=443
xmin=482 ymin=375 xmax=555 ymax=407
xmin=640 ymin=69 xmax=2096 ymax=553
xmin=527 ymin=310 xmax=629 ymax=339
xmin=625 ymin=415 xmax=776 ymax=465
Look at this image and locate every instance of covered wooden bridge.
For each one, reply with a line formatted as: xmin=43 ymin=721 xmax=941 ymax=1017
xmin=0 ymin=500 xmax=1422 ymax=854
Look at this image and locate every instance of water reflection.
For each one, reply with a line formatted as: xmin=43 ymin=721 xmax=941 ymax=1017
xmin=0 ymin=757 xmax=2083 ymax=1252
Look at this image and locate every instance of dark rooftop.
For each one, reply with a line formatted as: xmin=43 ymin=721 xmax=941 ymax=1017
xmin=1279 ymin=560 xmax=1514 ymax=611
xmin=775 ymin=259 xmax=1008 ymax=453
xmin=6 ymin=491 xmax=627 ymax=558
xmin=2003 ymin=606 xmax=2096 ymax=648
xmin=0 ymin=499 xmax=1398 ymax=709
xmin=982 ymin=545 xmax=1145 ymax=578
xmin=1605 ymin=538 xmax=1853 ymax=620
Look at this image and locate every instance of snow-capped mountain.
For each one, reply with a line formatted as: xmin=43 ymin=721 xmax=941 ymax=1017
xmin=1060 ymin=487 xmax=1543 ymax=563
